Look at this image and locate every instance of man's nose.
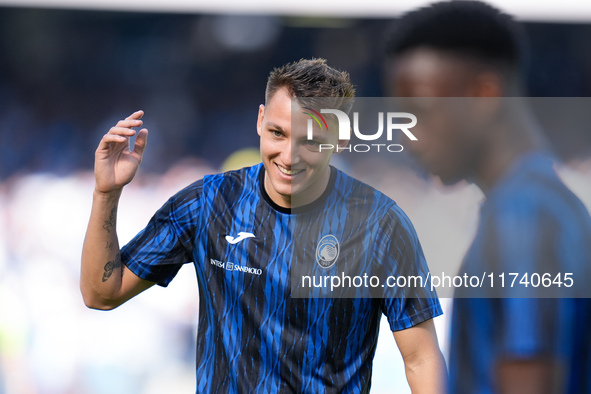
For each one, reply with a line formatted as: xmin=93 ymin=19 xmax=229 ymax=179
xmin=279 ymin=138 xmax=297 ymax=165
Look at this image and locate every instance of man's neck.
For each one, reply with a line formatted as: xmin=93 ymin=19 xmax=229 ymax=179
xmin=263 ymin=166 xmax=332 ymax=209
xmin=473 ymin=112 xmax=544 ymax=194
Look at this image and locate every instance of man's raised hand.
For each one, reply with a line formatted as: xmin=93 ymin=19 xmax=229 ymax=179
xmin=94 ymin=110 xmax=149 ymax=194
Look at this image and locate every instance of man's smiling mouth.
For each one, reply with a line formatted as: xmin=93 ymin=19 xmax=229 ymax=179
xmin=277 ymin=164 xmax=304 ymax=176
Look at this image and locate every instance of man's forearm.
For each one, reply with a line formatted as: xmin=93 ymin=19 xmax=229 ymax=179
xmin=405 ymin=351 xmax=447 ymax=394
xmin=80 ymin=189 xmax=124 ymax=309
xmin=394 ymin=320 xmax=448 ymax=394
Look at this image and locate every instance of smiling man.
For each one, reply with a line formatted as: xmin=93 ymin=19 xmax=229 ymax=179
xmin=81 ymin=58 xmax=446 ymax=392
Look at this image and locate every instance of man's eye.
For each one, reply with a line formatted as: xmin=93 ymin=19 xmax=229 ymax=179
xmin=305 ymin=140 xmax=319 ymax=146
xmin=272 ymin=130 xmax=282 ymax=137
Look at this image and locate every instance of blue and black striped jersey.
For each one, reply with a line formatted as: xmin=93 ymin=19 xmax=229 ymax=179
xmin=122 ymin=163 xmax=442 ymax=393
xmin=449 ymin=152 xmax=591 ymax=394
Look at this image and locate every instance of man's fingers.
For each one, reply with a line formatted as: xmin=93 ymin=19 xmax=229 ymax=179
xmin=116 ymin=110 xmax=144 ymax=128
xmin=97 ymin=111 xmax=146 ymax=156
xmin=125 ymin=110 xmax=144 ymax=120
xmin=116 ymin=118 xmax=143 ymax=128
xmin=102 ymin=133 xmax=128 ymax=143
xmin=133 ymin=128 xmax=149 ymax=158
xmin=96 ymin=134 xmax=128 ymax=154
xmin=107 ymin=126 xmax=137 ymax=137
xmin=98 ymin=133 xmax=128 ymax=146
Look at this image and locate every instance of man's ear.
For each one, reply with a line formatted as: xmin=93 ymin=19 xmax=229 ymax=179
xmin=257 ymin=104 xmax=265 ymax=137
xmin=472 ymin=71 xmax=503 ymax=98
xmin=470 ymin=72 xmax=505 ymax=121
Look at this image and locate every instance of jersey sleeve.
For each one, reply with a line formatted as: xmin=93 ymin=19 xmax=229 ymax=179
xmin=121 ymin=181 xmax=202 ymax=287
xmin=378 ymin=205 xmax=443 ymax=332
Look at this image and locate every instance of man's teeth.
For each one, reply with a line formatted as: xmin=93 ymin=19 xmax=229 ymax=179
xmin=278 ymin=166 xmax=303 ymax=175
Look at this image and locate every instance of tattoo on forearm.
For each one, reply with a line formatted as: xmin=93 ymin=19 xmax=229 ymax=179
xmin=102 ymin=253 xmax=122 ymax=282
xmin=105 ymin=241 xmax=114 ymax=250
xmin=103 ymin=206 xmax=117 ymax=233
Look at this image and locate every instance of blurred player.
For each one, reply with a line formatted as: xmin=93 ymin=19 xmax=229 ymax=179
xmin=385 ymin=1 xmax=591 ymax=393
xmin=81 ymin=58 xmax=446 ymax=392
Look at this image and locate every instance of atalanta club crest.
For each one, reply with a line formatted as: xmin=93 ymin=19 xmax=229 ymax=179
xmin=316 ymin=234 xmax=340 ymax=269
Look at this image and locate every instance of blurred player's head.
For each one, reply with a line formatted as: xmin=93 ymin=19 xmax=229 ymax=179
xmin=257 ymin=58 xmax=355 ymax=208
xmin=385 ymin=0 xmax=524 ymax=97
xmin=385 ymin=1 xmax=529 ymax=186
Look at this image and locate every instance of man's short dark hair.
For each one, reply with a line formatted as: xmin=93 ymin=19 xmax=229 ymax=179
xmin=385 ymin=1 xmax=525 ymax=71
xmin=265 ymin=58 xmax=355 ymax=113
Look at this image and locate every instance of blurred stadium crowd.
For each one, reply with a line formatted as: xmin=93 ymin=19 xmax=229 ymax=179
xmin=0 ymin=7 xmax=591 ymax=179
xmin=0 ymin=5 xmax=590 ymax=393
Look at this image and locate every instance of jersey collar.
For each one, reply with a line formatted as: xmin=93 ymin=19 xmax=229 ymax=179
xmin=259 ymin=165 xmax=337 ymax=214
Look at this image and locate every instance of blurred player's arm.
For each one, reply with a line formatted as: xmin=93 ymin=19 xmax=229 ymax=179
xmin=496 ymin=358 xmax=564 ymax=394
xmin=81 ymin=110 xmax=155 ymax=310
xmin=394 ymin=319 xmax=447 ymax=394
